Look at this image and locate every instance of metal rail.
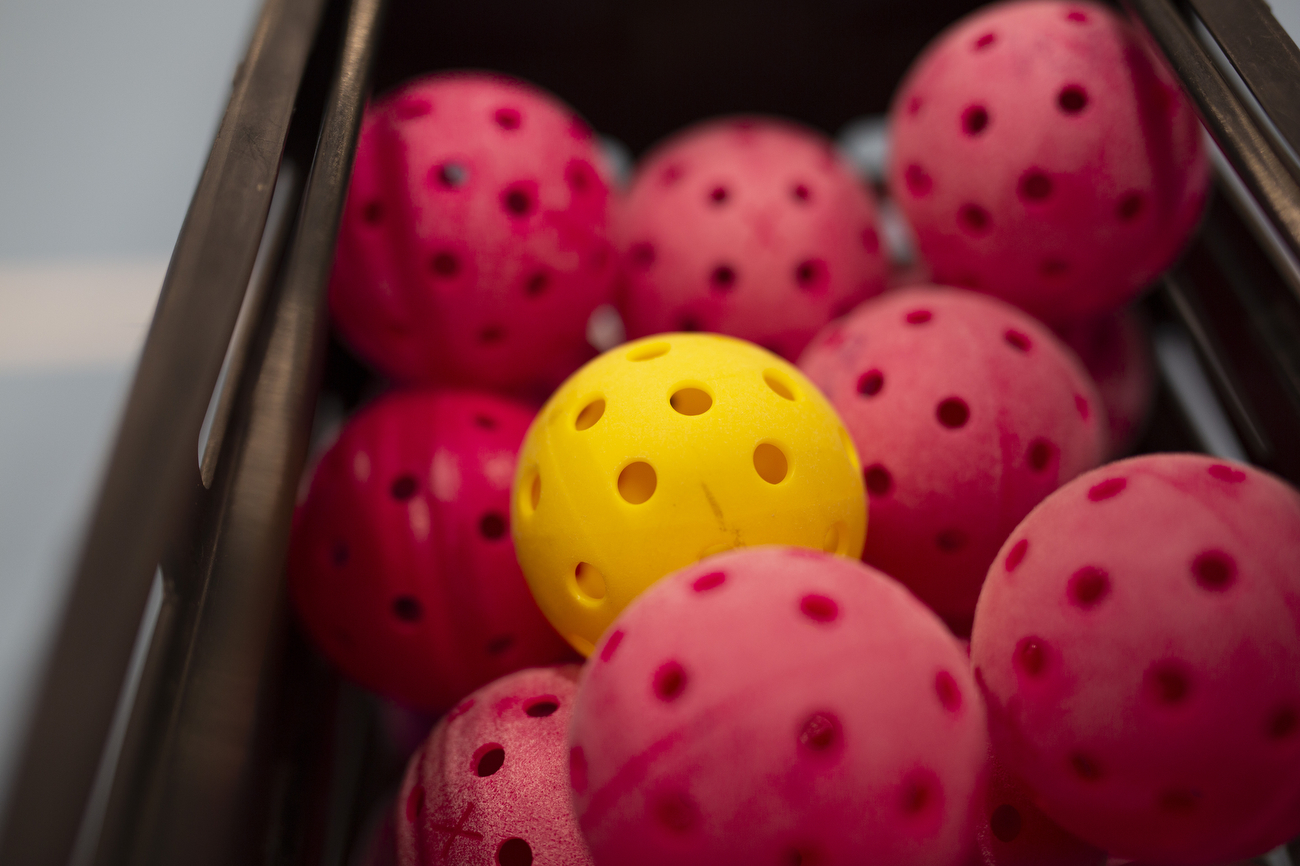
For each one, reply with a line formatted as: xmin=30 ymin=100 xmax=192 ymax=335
xmin=1189 ymin=0 xmax=1300 ymax=177
xmin=1124 ymin=0 xmax=1300 ymax=301
xmin=96 ymin=0 xmax=387 ymax=859
xmin=0 ymin=0 xmax=328 ymax=861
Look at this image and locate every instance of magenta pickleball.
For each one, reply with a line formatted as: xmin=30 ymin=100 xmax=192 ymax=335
xmin=888 ymin=0 xmax=1209 ymax=324
xmin=330 ymin=72 xmax=616 ymax=393
xmin=617 ymin=117 xmax=888 ymax=361
xmin=799 ymin=286 xmax=1105 ymax=633
xmin=396 ymin=666 xmax=593 ymax=866
xmin=973 ymin=751 xmax=1105 ymax=866
xmin=570 ymin=546 xmax=987 ymax=866
xmin=288 ymin=390 xmax=571 ymax=713
xmin=971 ymin=453 xmax=1300 ymax=864
xmin=1053 ymin=308 xmax=1154 ymax=458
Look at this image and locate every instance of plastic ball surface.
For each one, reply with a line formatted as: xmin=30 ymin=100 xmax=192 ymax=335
xmin=888 ymin=0 xmax=1209 ymax=324
xmin=971 ymin=453 xmax=1300 ymax=864
xmin=973 ymin=751 xmax=1106 ymax=866
xmin=288 ymin=390 xmax=571 ymax=713
xmin=511 ymin=333 xmax=865 ymax=655
xmin=330 ymin=72 xmax=615 ymax=392
xmin=1053 ymin=308 xmax=1154 ymax=458
xmin=396 ymin=666 xmax=593 ymax=866
xmin=569 ymin=546 xmax=987 ymax=866
xmin=799 ymin=286 xmax=1105 ymax=633
xmin=617 ymin=117 xmax=888 ymax=361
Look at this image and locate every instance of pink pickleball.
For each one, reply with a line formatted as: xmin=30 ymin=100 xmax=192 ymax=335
xmin=288 ymin=390 xmax=571 ymax=713
xmin=330 ymin=72 xmax=616 ymax=394
xmin=570 ymin=546 xmax=987 ymax=866
xmin=396 ymin=666 xmax=593 ymax=866
xmin=888 ymin=0 xmax=1209 ymax=324
xmin=971 ymin=453 xmax=1300 ymax=864
xmin=799 ymin=286 xmax=1105 ymax=634
xmin=616 ymin=117 xmax=888 ymax=361
xmin=1053 ymin=307 xmax=1154 ymax=458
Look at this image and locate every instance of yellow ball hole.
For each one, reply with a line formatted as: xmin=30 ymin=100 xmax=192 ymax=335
xmin=617 ymin=461 xmax=657 ymax=504
xmin=763 ymin=368 xmax=797 ymax=401
xmin=670 ymin=387 xmax=712 ymax=416
xmin=627 ymin=342 xmax=670 ymax=362
xmin=518 ymin=467 xmax=541 ymax=515
xmin=568 ymin=633 xmax=596 ymax=657
xmin=838 ymin=426 xmax=860 ymax=473
xmin=574 ymin=561 xmax=607 ymax=601
xmin=823 ymin=522 xmax=846 ymax=554
xmin=753 ymin=443 xmax=789 ymax=484
xmin=575 ymin=398 xmax=605 ymax=431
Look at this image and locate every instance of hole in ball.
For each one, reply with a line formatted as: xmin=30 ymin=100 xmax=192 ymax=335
xmin=754 ymin=443 xmax=789 ymax=484
xmin=575 ymin=399 xmax=605 ymax=430
xmin=764 ymin=369 xmax=798 ymax=400
xmin=670 ymin=388 xmax=712 ymax=416
xmin=1058 ymin=85 xmax=1089 ymax=114
xmin=524 ymin=698 xmax=559 ymax=717
xmin=497 ymin=838 xmax=532 ymax=866
xmin=574 ymin=562 xmax=607 ymax=600
xmin=618 ymin=462 xmax=657 ymax=503
xmin=937 ymin=398 xmax=970 ymax=428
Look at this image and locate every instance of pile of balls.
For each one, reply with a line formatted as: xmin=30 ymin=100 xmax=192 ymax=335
xmin=288 ymin=3 xmax=1300 ymax=865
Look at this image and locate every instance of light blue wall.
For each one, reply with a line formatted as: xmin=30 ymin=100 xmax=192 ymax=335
xmin=0 ymin=0 xmax=261 ymax=261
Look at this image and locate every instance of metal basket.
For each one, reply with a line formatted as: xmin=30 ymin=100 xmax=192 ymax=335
xmin=4 ymin=0 xmax=1300 ymax=862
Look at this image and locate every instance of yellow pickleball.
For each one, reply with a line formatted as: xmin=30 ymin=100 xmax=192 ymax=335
xmin=511 ymin=333 xmax=866 ymax=656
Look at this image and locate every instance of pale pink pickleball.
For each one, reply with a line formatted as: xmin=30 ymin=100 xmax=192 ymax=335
xmin=330 ymin=72 xmax=615 ymax=393
xmin=570 ymin=546 xmax=987 ymax=866
xmin=617 ymin=117 xmax=888 ymax=361
xmin=973 ymin=751 xmax=1105 ymax=866
xmin=396 ymin=666 xmax=593 ymax=866
xmin=288 ymin=390 xmax=571 ymax=713
xmin=971 ymin=453 xmax=1300 ymax=864
xmin=799 ymin=286 xmax=1106 ymax=634
xmin=1053 ymin=307 xmax=1154 ymax=458
xmin=888 ymin=0 xmax=1209 ymax=324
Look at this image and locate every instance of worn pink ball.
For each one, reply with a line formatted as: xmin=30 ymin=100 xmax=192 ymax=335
xmin=973 ymin=751 xmax=1105 ymax=866
xmin=799 ymin=286 xmax=1105 ymax=633
xmin=330 ymin=73 xmax=615 ymax=393
xmin=1053 ymin=308 xmax=1154 ymax=458
xmin=888 ymin=0 xmax=1209 ymax=324
xmin=570 ymin=546 xmax=986 ymax=866
xmin=617 ymin=117 xmax=888 ymax=361
xmin=288 ymin=390 xmax=571 ymax=713
xmin=971 ymin=453 xmax=1300 ymax=864
xmin=396 ymin=666 xmax=593 ymax=866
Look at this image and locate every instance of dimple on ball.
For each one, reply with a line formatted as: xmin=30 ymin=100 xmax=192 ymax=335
xmin=617 ymin=117 xmax=888 ymax=361
xmin=330 ymin=72 xmax=616 ymax=393
xmin=569 ymin=546 xmax=987 ymax=866
xmin=396 ymin=666 xmax=592 ymax=866
xmin=288 ymin=390 xmax=571 ymax=713
xmin=799 ymin=286 xmax=1105 ymax=633
xmin=888 ymin=0 xmax=1209 ymax=323
xmin=511 ymin=333 xmax=865 ymax=655
xmin=971 ymin=454 xmax=1300 ymax=864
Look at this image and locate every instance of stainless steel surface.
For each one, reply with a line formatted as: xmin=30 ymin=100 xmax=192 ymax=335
xmin=1162 ymin=271 xmax=1272 ymax=459
xmin=1191 ymin=0 xmax=1300 ymax=175
xmin=0 ymin=0 xmax=326 ymax=860
xmin=1125 ymin=0 xmax=1300 ymax=295
xmin=91 ymin=0 xmax=386 ymax=861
